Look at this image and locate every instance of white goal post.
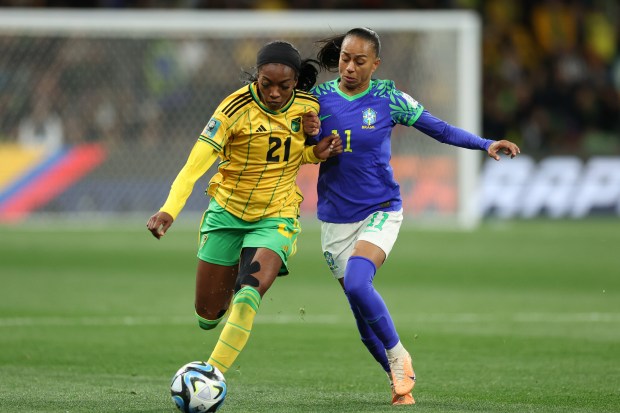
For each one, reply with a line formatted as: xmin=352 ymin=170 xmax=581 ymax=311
xmin=0 ymin=9 xmax=481 ymax=228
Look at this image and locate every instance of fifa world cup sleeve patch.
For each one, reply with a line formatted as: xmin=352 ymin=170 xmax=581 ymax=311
xmin=401 ymin=92 xmax=421 ymax=112
xmin=203 ymin=117 xmax=222 ymax=139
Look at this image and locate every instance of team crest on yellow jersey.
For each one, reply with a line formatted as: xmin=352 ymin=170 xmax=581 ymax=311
xmin=291 ymin=117 xmax=301 ymax=133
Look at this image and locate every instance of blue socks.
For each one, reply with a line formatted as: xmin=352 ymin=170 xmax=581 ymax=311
xmin=346 ymin=292 xmax=391 ymax=372
xmin=344 ymin=256 xmax=399 ymax=371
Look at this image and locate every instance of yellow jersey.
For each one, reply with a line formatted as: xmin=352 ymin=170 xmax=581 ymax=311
xmin=200 ymin=82 xmax=320 ymax=221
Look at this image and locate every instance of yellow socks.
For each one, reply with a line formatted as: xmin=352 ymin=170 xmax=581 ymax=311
xmin=207 ymin=286 xmax=261 ymax=373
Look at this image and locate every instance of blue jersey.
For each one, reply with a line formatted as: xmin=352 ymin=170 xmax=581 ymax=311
xmin=310 ymin=79 xmax=424 ymax=223
xmin=311 ymin=78 xmax=494 ymax=223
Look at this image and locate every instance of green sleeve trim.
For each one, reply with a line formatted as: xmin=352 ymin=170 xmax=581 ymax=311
xmin=198 ymin=135 xmax=222 ymax=152
xmin=407 ymin=104 xmax=425 ymax=126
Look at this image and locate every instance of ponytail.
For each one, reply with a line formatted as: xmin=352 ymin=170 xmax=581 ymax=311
xmin=296 ymin=58 xmax=319 ymax=91
xmin=316 ymin=34 xmax=346 ymax=72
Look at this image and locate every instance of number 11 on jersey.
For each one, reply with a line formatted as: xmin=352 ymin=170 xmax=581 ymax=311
xmin=332 ymin=129 xmax=352 ymax=152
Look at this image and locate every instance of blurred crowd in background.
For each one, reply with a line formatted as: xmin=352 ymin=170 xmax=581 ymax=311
xmin=1 ymin=0 xmax=619 ymax=160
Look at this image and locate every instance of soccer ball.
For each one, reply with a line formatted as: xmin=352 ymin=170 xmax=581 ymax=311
xmin=170 ymin=361 xmax=227 ymax=413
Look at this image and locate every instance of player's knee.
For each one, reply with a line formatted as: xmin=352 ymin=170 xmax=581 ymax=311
xmin=343 ymin=256 xmax=376 ymax=300
xmin=343 ymin=275 xmax=370 ymax=301
xmin=235 ymin=272 xmax=260 ymax=292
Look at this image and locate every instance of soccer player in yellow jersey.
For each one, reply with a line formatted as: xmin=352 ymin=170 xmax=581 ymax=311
xmin=147 ymin=41 xmax=342 ymax=375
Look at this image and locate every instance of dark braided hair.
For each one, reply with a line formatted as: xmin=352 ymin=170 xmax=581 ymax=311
xmin=316 ymin=27 xmax=381 ymax=72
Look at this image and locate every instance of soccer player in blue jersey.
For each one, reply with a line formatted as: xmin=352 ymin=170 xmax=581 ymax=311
xmin=306 ymin=28 xmax=520 ymax=405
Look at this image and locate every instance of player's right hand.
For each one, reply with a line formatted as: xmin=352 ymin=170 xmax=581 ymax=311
xmin=147 ymin=211 xmax=174 ymax=239
xmin=302 ymin=111 xmax=320 ymax=137
xmin=313 ymin=133 xmax=343 ymax=160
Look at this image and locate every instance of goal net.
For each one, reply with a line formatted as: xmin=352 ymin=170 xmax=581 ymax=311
xmin=0 ymin=9 xmax=481 ymax=228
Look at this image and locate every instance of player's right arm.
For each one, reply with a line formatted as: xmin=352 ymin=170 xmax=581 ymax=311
xmin=147 ymin=140 xmax=218 ymax=239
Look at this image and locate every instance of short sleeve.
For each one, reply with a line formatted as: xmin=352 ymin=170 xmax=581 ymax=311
xmin=389 ymin=88 xmax=425 ymax=127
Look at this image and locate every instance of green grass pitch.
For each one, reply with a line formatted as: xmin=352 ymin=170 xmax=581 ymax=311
xmin=1 ymin=218 xmax=619 ymax=412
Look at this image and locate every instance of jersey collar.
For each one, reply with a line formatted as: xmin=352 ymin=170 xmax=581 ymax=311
xmin=249 ymin=82 xmax=295 ymax=115
xmin=335 ymin=78 xmax=374 ymax=101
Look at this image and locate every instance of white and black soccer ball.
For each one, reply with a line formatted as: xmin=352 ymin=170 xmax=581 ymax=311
xmin=170 ymin=361 xmax=227 ymax=413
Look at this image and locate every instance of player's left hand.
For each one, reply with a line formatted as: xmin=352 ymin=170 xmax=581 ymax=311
xmin=302 ymin=111 xmax=320 ymax=137
xmin=488 ymin=139 xmax=520 ymax=161
xmin=314 ymin=133 xmax=343 ymax=160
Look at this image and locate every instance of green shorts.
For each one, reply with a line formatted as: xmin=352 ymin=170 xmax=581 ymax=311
xmin=197 ymin=199 xmax=301 ymax=275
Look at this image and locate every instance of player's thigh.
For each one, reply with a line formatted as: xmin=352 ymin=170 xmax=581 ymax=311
xmin=195 ymin=207 xmax=245 ymax=317
xmin=321 ymin=209 xmax=403 ymax=278
xmin=242 ymin=217 xmax=300 ymax=279
xmin=197 ymin=215 xmax=244 ymax=267
xmin=356 ymin=209 xmax=403 ymax=266
xmin=195 ymin=260 xmax=237 ymax=319
xmin=320 ymin=220 xmax=365 ymax=279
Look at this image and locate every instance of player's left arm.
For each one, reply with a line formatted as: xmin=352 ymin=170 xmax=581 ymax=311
xmin=389 ymin=86 xmax=520 ymax=159
xmin=413 ymin=110 xmax=520 ymax=159
xmin=147 ymin=140 xmax=218 ymax=239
